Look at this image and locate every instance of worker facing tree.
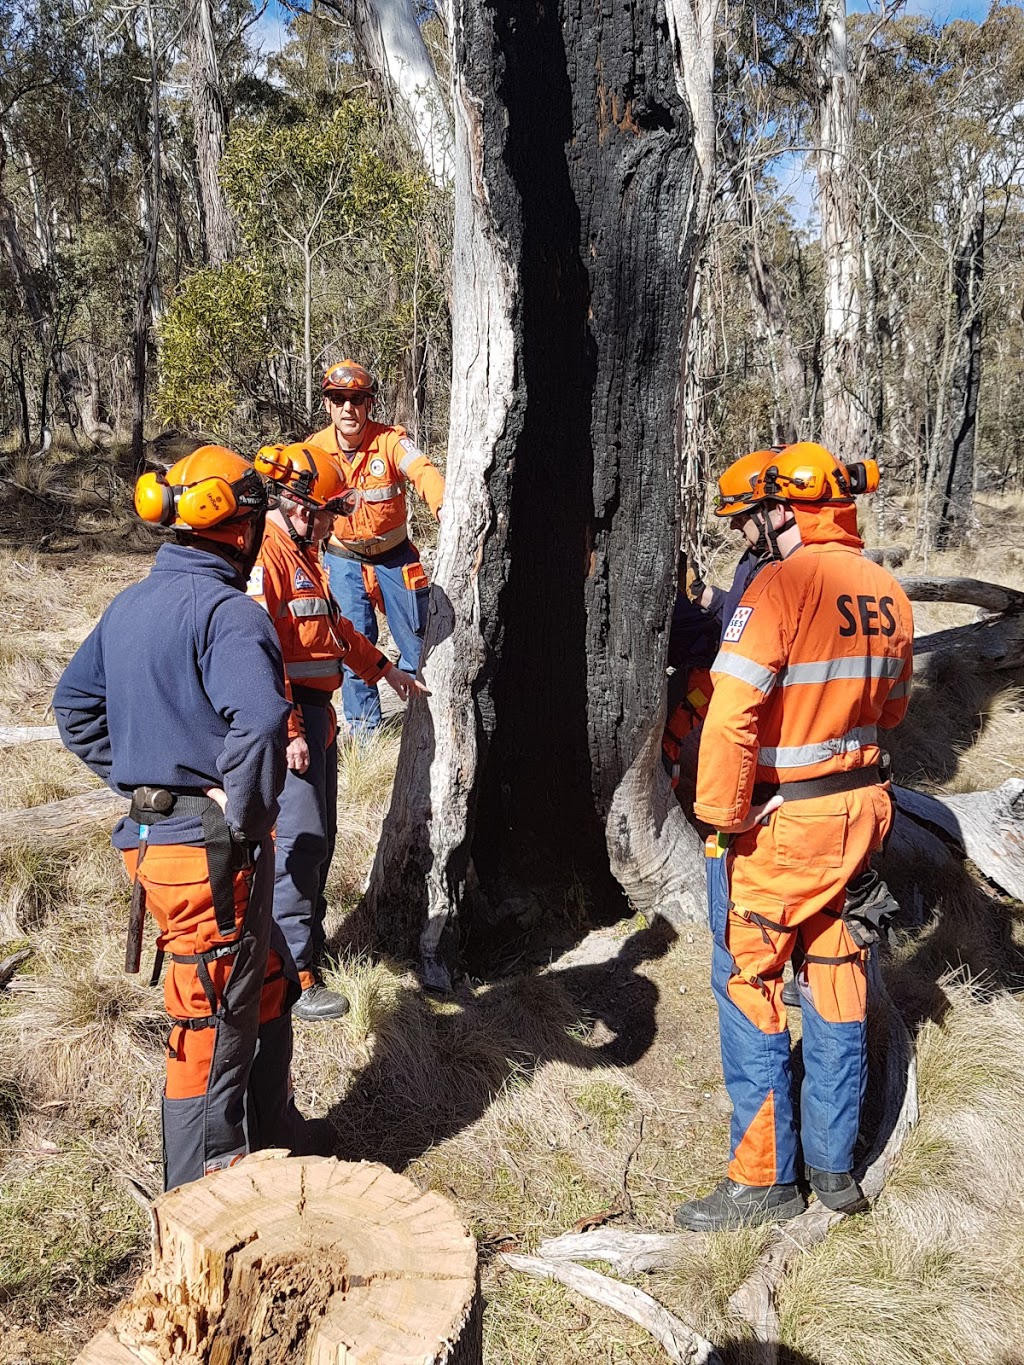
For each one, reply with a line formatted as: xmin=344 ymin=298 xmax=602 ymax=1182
xmin=248 ymin=441 xmax=427 ymax=1021
xmin=675 ymin=442 xmax=913 ymax=1232
xmin=52 ymin=445 xmax=310 ymax=1191
xmin=307 ymin=359 xmax=444 ymax=738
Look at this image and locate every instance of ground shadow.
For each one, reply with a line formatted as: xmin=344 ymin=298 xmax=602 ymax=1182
xmin=318 ymin=916 xmax=677 ymax=1168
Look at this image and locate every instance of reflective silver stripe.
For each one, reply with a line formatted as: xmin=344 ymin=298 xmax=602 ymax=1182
xmin=360 ymin=483 xmax=403 ymax=503
xmin=398 ymin=448 xmax=421 ymax=474
xmin=287 ymin=659 xmax=341 ymax=678
xmin=713 ymin=651 xmax=777 ymax=694
xmin=776 ymin=656 xmax=906 ymax=687
xmin=758 ymin=725 xmax=878 ymax=770
xmin=288 ymin=597 xmax=330 ymax=619
xmin=887 ymin=678 xmax=911 ymax=699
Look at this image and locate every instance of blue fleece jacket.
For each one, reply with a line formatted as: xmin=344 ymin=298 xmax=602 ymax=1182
xmin=53 ymin=542 xmax=290 ymax=849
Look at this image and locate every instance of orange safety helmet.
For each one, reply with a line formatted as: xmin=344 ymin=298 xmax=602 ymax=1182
xmin=134 ymin=445 xmax=268 ymax=552
xmin=712 ymin=449 xmax=776 ymax=518
xmin=321 ymin=358 xmax=378 ymax=398
xmin=755 ymin=442 xmax=880 ymax=505
xmin=253 ymin=443 xmax=354 ymax=514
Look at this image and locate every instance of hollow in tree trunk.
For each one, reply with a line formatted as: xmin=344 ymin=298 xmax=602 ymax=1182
xmin=362 ymin=0 xmax=705 ymax=987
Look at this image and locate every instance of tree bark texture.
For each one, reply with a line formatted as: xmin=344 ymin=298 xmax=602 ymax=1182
xmin=816 ymin=0 xmax=865 ymax=460
xmin=131 ymin=6 xmax=162 ymax=470
xmin=363 ymin=1 xmax=698 ymax=982
xmin=186 ymin=0 xmax=236 ymax=266
xmin=352 ymin=0 xmax=455 ymax=188
xmin=936 ymin=184 xmax=983 ymax=549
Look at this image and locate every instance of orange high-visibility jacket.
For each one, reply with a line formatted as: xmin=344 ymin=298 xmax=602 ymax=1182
xmin=695 ymin=504 xmax=914 ymax=832
xmin=248 ymin=521 xmax=390 ymax=736
xmin=306 ymin=420 xmax=444 ymax=556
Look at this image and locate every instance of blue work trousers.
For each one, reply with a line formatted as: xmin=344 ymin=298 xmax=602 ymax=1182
xmin=324 ymin=540 xmax=428 ymax=735
xmin=272 ymin=702 xmax=337 ymax=980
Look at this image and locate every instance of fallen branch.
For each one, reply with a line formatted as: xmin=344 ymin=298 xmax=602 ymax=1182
xmin=899 ymin=576 xmax=1024 ymax=614
xmin=0 ymin=788 xmax=126 ymax=847
xmin=864 ymin=545 xmax=908 ymax=568
xmin=0 ymin=948 xmax=31 ymax=990
xmin=501 ymin=1253 xmax=721 ymax=1365
xmin=0 ymin=725 xmax=61 ymax=747
xmin=893 ymin=781 xmax=1024 ymax=904
xmin=538 ymin=1228 xmax=692 ymax=1274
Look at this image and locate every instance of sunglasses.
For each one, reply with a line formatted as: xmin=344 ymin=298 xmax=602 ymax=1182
xmin=325 ymin=390 xmax=369 ymax=407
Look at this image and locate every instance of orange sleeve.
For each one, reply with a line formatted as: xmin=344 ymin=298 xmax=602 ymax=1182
xmin=333 ymin=611 xmax=390 ymax=686
xmin=247 ymin=547 xmax=303 ymax=740
xmin=694 ymin=566 xmax=793 ymax=830
xmin=390 ymin=430 xmax=445 ymax=518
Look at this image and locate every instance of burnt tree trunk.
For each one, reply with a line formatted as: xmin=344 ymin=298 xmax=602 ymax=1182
xmin=363 ymin=2 xmax=702 ymax=987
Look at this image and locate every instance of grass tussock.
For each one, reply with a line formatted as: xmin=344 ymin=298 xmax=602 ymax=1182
xmin=0 ymin=743 xmax=104 ymax=810
xmin=325 ymin=728 xmax=402 ymax=905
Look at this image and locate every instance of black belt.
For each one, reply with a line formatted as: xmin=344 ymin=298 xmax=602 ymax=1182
xmin=324 ymin=535 xmax=409 ymax=564
xmin=128 ymin=787 xmax=252 ymax=938
xmin=292 ymin=685 xmax=333 ymax=708
xmin=753 ymin=763 xmax=886 ymax=805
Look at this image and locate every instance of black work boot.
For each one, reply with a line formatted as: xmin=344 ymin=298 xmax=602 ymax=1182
xmin=806 ymin=1167 xmax=869 ymax=1214
xmin=673 ymin=1178 xmax=805 ymax=1232
xmin=293 ymin=981 xmax=350 ymax=1022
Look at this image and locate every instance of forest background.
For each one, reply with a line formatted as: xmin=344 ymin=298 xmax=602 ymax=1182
xmin=1 ymin=0 xmax=1022 ymax=552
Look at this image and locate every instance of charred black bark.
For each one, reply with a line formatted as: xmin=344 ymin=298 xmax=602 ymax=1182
xmin=361 ymin=2 xmax=696 ymax=974
xmin=937 ymin=196 xmax=983 ymax=550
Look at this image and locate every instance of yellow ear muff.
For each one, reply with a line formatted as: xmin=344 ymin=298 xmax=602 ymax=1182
xmin=134 ymin=472 xmax=175 ymax=525
xmin=176 ymin=476 xmax=239 ymax=529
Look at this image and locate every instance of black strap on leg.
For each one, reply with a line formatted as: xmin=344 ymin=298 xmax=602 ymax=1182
xmin=737 ymin=907 xmax=796 ymax=947
xmin=202 ymin=802 xmax=245 ymax=938
xmin=802 ymin=950 xmax=865 ymax=967
xmin=149 ymin=949 xmax=165 ymax=987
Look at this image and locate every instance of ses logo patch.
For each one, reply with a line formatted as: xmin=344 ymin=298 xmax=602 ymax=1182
xmin=293 ymin=566 xmax=316 ymax=591
xmin=246 ymin=566 xmax=263 ymax=597
xmin=723 ymin=605 xmax=754 ymax=643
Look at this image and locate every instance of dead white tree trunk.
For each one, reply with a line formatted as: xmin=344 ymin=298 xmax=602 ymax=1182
xmin=186 ymin=0 xmax=236 ymax=264
xmin=816 ymin=0 xmax=865 ymax=459
xmin=352 ymin=0 xmax=454 ymax=188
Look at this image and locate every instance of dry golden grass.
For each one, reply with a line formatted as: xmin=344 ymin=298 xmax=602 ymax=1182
xmin=3 ymin=512 xmax=1024 ymax=1364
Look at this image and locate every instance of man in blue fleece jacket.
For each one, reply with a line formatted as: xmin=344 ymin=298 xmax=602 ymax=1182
xmin=54 ymin=445 xmax=304 ymax=1190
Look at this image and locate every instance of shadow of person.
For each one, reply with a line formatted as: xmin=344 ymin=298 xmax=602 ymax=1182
xmin=318 ymin=917 xmax=677 ymax=1169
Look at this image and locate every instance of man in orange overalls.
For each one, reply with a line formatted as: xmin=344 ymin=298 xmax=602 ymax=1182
xmin=251 ymin=443 xmax=428 ymax=1020
xmin=674 ymin=443 xmax=914 ymax=1231
xmin=54 ymin=446 xmax=307 ymax=1190
xmin=306 ymin=359 xmax=445 ymax=737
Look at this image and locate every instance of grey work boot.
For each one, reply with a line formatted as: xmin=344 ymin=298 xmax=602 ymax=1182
xmin=292 ymin=981 xmax=350 ymax=1022
xmin=673 ymin=1177 xmax=805 ymax=1232
xmin=806 ymin=1167 xmax=868 ymax=1214
xmin=781 ymin=976 xmax=802 ymax=1009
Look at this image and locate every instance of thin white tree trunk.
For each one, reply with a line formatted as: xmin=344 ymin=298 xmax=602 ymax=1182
xmin=817 ymin=0 xmax=864 ymax=459
xmin=352 ymin=0 xmax=454 ymax=188
xmin=187 ymin=0 xmax=236 ymax=264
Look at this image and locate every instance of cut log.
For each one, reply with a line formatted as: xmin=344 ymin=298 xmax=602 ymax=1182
xmin=893 ymin=780 xmax=1024 ymax=904
xmin=501 ymin=1253 xmax=721 ymax=1365
xmin=0 ymin=787 xmax=126 ymax=847
xmin=76 ymin=1151 xmax=481 ymax=1365
xmin=899 ymin=576 xmax=1024 ymax=614
xmin=0 ymin=725 xmax=61 ymax=746
xmin=913 ymin=612 xmax=1024 ymax=671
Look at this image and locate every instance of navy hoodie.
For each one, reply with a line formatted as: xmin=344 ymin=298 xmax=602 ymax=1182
xmin=53 ymin=542 xmax=290 ymax=849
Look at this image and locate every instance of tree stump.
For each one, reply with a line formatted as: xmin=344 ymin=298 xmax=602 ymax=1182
xmin=75 ymin=1152 xmax=481 ymax=1365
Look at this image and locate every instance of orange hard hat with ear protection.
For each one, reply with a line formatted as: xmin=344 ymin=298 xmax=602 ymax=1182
xmin=754 ymin=442 xmax=880 ymax=505
xmin=254 ymin=443 xmax=355 ymax=515
xmin=712 ymin=449 xmax=779 ymax=518
xmin=135 ymin=445 xmax=268 ymax=532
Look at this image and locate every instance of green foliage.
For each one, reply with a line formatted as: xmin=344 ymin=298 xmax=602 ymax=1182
xmin=155 ymin=263 xmax=276 ymax=430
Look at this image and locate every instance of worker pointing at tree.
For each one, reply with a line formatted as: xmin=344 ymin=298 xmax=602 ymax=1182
xmin=306 ymin=359 xmax=444 ymax=737
xmin=53 ymin=446 xmax=309 ymax=1191
xmin=250 ymin=443 xmax=428 ymax=1021
xmin=674 ymin=442 xmax=914 ymax=1232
